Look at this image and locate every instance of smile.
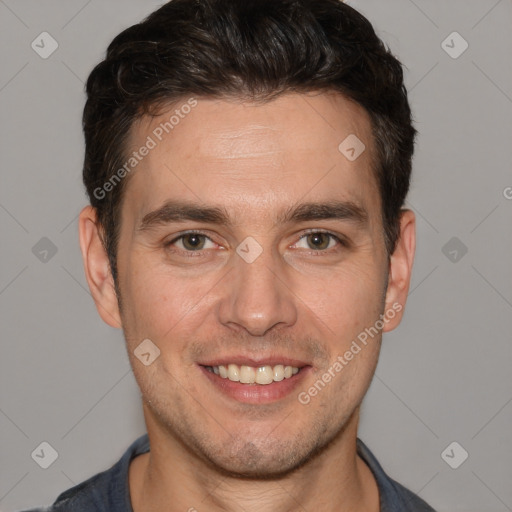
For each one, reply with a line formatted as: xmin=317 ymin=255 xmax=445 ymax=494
xmin=200 ymin=359 xmax=310 ymax=404
xmin=205 ymin=364 xmax=300 ymax=385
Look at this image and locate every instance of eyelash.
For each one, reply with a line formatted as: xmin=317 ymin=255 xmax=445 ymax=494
xmin=298 ymin=229 xmax=348 ymax=251
xmin=164 ymin=230 xmax=216 ymax=257
xmin=164 ymin=229 xmax=348 ymax=256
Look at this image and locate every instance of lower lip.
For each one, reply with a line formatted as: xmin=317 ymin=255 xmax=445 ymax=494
xmin=200 ymin=366 xmax=311 ymax=404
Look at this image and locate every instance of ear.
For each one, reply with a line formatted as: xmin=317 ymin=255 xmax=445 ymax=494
xmin=78 ymin=205 xmax=122 ymax=329
xmin=382 ymin=209 xmax=416 ymax=332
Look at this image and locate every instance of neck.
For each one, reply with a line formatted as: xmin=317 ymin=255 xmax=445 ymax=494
xmin=129 ymin=406 xmax=379 ymax=512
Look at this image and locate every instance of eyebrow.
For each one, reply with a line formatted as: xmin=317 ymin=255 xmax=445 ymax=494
xmin=137 ymin=199 xmax=368 ymax=232
xmin=138 ymin=202 xmax=230 ymax=231
xmin=278 ymin=201 xmax=368 ymax=226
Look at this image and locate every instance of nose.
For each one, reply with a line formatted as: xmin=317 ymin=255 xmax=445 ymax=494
xmin=217 ymin=245 xmax=298 ymax=336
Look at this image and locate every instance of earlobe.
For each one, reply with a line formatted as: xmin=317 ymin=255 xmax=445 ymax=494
xmin=382 ymin=209 xmax=416 ymax=332
xmin=78 ymin=205 xmax=122 ymax=329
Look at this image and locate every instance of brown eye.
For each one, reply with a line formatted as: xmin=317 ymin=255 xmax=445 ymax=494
xmin=306 ymin=233 xmax=332 ymax=250
xmin=180 ymin=234 xmax=207 ymax=250
xmin=164 ymin=231 xmax=220 ymax=258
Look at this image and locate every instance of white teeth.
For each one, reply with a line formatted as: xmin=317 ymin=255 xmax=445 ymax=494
xmin=273 ymin=364 xmax=285 ymax=381
xmin=211 ymin=363 xmax=300 ymax=385
xmin=240 ymin=365 xmax=255 ymax=384
xmin=255 ymin=366 xmax=274 ymax=385
xmin=227 ymin=364 xmax=240 ymax=382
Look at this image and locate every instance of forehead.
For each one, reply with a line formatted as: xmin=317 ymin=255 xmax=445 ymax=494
xmin=122 ymin=92 xmax=379 ymax=224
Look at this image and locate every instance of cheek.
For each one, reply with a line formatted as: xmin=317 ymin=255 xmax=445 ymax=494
xmin=293 ymin=260 xmax=385 ymax=333
xmin=119 ymin=258 xmax=219 ymax=346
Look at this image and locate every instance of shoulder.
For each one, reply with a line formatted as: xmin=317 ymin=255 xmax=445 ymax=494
xmin=356 ymin=438 xmax=437 ymax=512
xmin=380 ymin=477 xmax=437 ymax=512
xmin=23 ymin=434 xmax=150 ymax=512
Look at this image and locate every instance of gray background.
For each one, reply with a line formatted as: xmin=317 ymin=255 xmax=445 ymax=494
xmin=0 ymin=1 xmax=511 ymax=511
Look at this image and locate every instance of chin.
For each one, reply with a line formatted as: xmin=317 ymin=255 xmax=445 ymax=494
xmin=197 ymin=431 xmax=335 ymax=480
xmin=204 ymin=450 xmax=310 ymax=480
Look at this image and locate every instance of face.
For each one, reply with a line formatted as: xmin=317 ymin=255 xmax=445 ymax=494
xmin=82 ymin=92 xmax=414 ymax=478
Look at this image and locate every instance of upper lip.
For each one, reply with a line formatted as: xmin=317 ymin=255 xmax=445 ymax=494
xmin=198 ymin=356 xmax=309 ymax=368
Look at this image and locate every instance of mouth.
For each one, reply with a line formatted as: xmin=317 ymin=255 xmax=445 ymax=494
xmin=199 ymin=359 xmax=311 ymax=404
xmin=205 ymin=363 xmax=300 ymax=385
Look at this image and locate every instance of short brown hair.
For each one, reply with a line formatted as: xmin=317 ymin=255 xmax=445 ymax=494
xmin=83 ymin=0 xmax=416 ymax=284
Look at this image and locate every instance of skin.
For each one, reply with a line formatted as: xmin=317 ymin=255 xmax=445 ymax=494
xmin=79 ymin=91 xmax=415 ymax=512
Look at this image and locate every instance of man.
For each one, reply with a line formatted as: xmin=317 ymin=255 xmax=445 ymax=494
xmin=26 ymin=0 xmax=436 ymax=510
